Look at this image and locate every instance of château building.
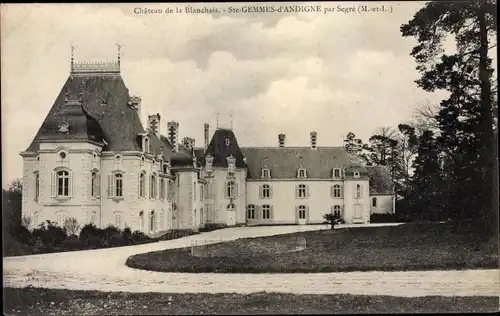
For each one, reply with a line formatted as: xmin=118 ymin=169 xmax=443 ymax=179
xmin=20 ymin=54 xmax=395 ymax=235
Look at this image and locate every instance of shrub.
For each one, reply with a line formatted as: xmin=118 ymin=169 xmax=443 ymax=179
xmin=370 ymin=213 xmax=399 ymax=223
xmin=132 ymin=230 xmax=150 ymax=242
xmin=120 ymin=227 xmax=133 ymax=246
xmin=32 ymin=221 xmax=67 ymax=249
xmin=31 ymin=237 xmax=45 ymax=254
xmin=60 ymin=236 xmax=85 ymax=251
xmin=198 ymin=223 xmax=227 ymax=232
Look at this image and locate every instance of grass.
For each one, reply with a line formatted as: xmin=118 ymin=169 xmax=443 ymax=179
xmin=3 ymin=287 xmax=499 ymax=315
xmin=126 ymin=222 xmax=499 ymax=273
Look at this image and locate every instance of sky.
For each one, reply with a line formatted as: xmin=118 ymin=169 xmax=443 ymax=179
xmin=1 ymin=2 xmax=447 ymax=186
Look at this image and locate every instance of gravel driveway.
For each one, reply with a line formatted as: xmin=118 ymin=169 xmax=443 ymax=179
xmin=3 ymin=224 xmax=499 ymax=297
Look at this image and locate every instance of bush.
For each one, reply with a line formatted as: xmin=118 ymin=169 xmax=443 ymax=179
xmin=63 ymin=217 xmax=80 ymax=236
xmin=60 ymin=237 xmax=85 ymax=251
xmin=158 ymin=229 xmax=196 ymax=241
xmin=198 ymin=223 xmax=227 ymax=232
xmin=120 ymin=227 xmax=133 ymax=246
xmin=370 ymin=213 xmax=399 ymax=223
xmin=31 ymin=221 xmax=67 ymax=249
xmin=132 ymin=230 xmax=151 ymax=242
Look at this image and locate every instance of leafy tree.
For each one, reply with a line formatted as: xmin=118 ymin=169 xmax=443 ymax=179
xmin=343 ymin=132 xmax=370 ymax=164
xmin=323 ymin=213 xmax=341 ymax=230
xmin=2 ymin=179 xmax=23 ymax=235
xmin=63 ymin=217 xmax=80 ymax=237
xmin=401 ymin=0 xmax=497 ymax=234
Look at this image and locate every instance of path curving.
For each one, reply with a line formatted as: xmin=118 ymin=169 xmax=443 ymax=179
xmin=4 ymin=224 xmax=499 ymax=297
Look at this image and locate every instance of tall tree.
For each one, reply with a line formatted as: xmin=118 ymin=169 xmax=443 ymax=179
xmin=343 ymin=132 xmax=370 ymax=164
xmin=402 ymin=0 xmax=497 ymax=234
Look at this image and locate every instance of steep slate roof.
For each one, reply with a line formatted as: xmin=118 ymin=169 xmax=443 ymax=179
xmin=25 ymin=73 xmax=145 ymax=153
xmin=366 ymin=166 xmax=394 ymax=195
xmin=240 ymin=147 xmax=351 ymax=179
xmin=204 ymin=128 xmax=246 ymax=168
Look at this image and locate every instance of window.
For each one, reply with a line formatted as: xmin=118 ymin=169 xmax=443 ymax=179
xmin=163 ymin=164 xmax=168 ymax=174
xmin=225 ymin=138 xmax=230 ymax=146
xmin=57 ymin=212 xmax=68 ymax=227
xmin=150 ymin=211 xmax=156 ymax=232
xmin=247 ymin=205 xmax=256 ymax=219
xmin=332 ymin=184 xmax=341 ymax=198
xmin=260 ymin=184 xmax=271 ymax=199
xmin=356 ymin=184 xmax=362 ymax=199
xmin=150 ymin=174 xmax=157 ymax=199
xmin=227 ymin=155 xmax=236 ymax=174
xmin=57 ymin=170 xmax=70 ymax=197
xmin=372 ymin=197 xmax=377 ymax=207
xmin=115 ymin=213 xmax=123 ymax=229
xmin=205 ymin=155 xmax=214 ymax=173
xmin=262 ymin=205 xmax=271 ymax=219
xmin=90 ymin=211 xmax=97 ymax=224
xmin=353 ymin=171 xmax=360 ymax=178
xmin=333 ymin=205 xmax=341 ymax=217
xmin=139 ymin=211 xmax=145 ymax=231
xmin=91 ymin=170 xmax=100 ymax=198
xmin=160 ymin=179 xmax=165 ymax=199
xmin=59 ymin=152 xmax=67 ymax=160
xmin=144 ymin=137 xmax=150 ymax=154
xmin=115 ymin=154 xmax=121 ymax=161
xmin=298 ymin=205 xmax=306 ymax=219
xmin=298 ymin=168 xmax=307 ymax=178
xmin=333 ymin=168 xmax=341 ymax=178
xmin=139 ymin=172 xmax=146 ymax=198
xmin=261 ymin=169 xmax=271 ymax=178
xmin=141 ymin=156 xmax=145 ymax=166
xmin=296 ymin=184 xmax=307 ymax=198
xmin=226 ymin=181 xmax=236 ymax=199
xmin=227 ymin=204 xmax=235 ymax=212
xmin=34 ymin=172 xmax=40 ymax=201
xmin=108 ymin=172 xmax=124 ymax=198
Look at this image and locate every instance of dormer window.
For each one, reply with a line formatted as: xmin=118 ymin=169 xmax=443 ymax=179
xmin=261 ymin=168 xmax=271 ymax=178
xmin=205 ymin=155 xmax=214 ymax=173
xmin=298 ymin=168 xmax=307 ymax=178
xmin=143 ymin=136 xmax=150 ymax=154
xmin=333 ymin=168 xmax=341 ymax=178
xmin=227 ymin=155 xmax=236 ymax=174
xmin=353 ymin=171 xmax=360 ymax=178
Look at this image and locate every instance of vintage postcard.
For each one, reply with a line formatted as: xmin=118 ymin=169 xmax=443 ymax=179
xmin=2 ymin=2 xmax=498 ymax=315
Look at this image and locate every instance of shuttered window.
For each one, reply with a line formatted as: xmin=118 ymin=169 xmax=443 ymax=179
xmin=247 ymin=205 xmax=256 ymax=219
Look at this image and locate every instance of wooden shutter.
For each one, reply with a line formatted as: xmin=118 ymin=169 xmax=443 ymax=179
xmin=138 ymin=174 xmax=141 ymax=197
xmin=255 ymin=205 xmax=261 ymax=220
xmin=108 ymin=174 xmax=113 ymax=197
xmin=340 ymin=185 xmax=343 ymax=198
xmin=295 ymin=206 xmax=299 ymax=222
xmin=96 ymin=173 xmax=101 ymax=198
xmin=305 ymin=205 xmax=310 ymax=224
xmin=295 ymin=185 xmax=299 ymax=198
xmin=270 ymin=205 xmax=274 ymax=220
xmin=269 ymin=185 xmax=273 ymax=199
xmin=69 ymin=170 xmax=74 ymax=197
xmin=360 ymin=185 xmax=364 ymax=198
xmin=353 ymin=185 xmax=357 ymax=198
xmin=306 ymin=185 xmax=310 ymax=198
xmin=259 ymin=185 xmax=263 ymax=199
xmin=224 ymin=182 xmax=228 ymax=198
xmin=51 ymin=171 xmax=57 ymax=197
xmin=235 ymin=182 xmax=238 ymax=198
xmin=330 ymin=185 xmax=334 ymax=198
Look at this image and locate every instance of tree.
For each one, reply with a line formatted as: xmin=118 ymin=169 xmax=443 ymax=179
xmin=323 ymin=213 xmax=341 ymax=230
xmin=63 ymin=218 xmax=80 ymax=237
xmin=402 ymin=0 xmax=497 ymax=234
xmin=343 ymin=132 xmax=370 ymax=164
xmin=2 ymin=179 xmax=23 ymax=236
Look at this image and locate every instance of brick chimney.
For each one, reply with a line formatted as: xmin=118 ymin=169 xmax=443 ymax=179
xmin=204 ymin=123 xmax=209 ymax=151
xmin=182 ymin=137 xmax=195 ymax=151
xmin=310 ymin=131 xmax=317 ymax=149
xmin=167 ymin=121 xmax=179 ymax=152
xmin=278 ymin=133 xmax=285 ymax=148
xmin=148 ymin=113 xmax=161 ymax=135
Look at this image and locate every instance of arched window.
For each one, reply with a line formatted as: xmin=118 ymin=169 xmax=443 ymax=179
xmin=150 ymin=210 xmax=156 ymax=232
xmin=372 ymin=197 xmax=377 ymax=207
xmin=34 ymin=172 xmax=40 ymax=201
xmin=247 ymin=204 xmax=256 ymax=219
xmin=150 ymin=173 xmax=157 ymax=199
xmin=144 ymin=137 xmax=150 ymax=154
xmin=160 ymin=179 xmax=165 ymax=199
xmin=261 ymin=169 xmax=271 ymax=178
xmin=91 ymin=170 xmax=100 ymax=198
xmin=160 ymin=209 xmax=165 ymax=231
xmin=332 ymin=184 xmax=341 ymax=198
xmin=139 ymin=172 xmax=146 ymax=198
xmin=57 ymin=170 xmax=70 ymax=196
xmin=139 ymin=211 xmax=145 ymax=232
xmin=333 ymin=168 xmax=341 ymax=178
xmin=356 ymin=184 xmax=361 ymax=199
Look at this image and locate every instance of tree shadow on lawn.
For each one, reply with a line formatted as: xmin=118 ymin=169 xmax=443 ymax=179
xmin=126 ymin=223 xmax=499 ymax=273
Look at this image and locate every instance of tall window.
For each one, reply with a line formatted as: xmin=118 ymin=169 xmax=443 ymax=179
xmin=150 ymin=211 xmax=156 ymax=232
xmin=261 ymin=184 xmax=271 ymax=198
xmin=139 ymin=211 xmax=145 ymax=232
xmin=115 ymin=174 xmax=123 ymax=197
xmin=333 ymin=168 xmax=341 ymax=178
xmin=144 ymin=137 xmax=150 ymax=154
xmin=356 ymin=184 xmax=362 ymax=199
xmin=57 ymin=170 xmax=70 ymax=196
xmin=247 ymin=205 xmax=256 ymax=219
xmin=297 ymin=184 xmax=307 ymax=198
xmin=139 ymin=172 xmax=146 ymax=198
xmin=34 ymin=172 xmax=40 ymax=201
xmin=226 ymin=181 xmax=235 ymax=198
xmin=372 ymin=197 xmax=377 ymax=207
xmin=332 ymin=184 xmax=341 ymax=198
xmin=262 ymin=205 xmax=271 ymax=219
xmin=150 ymin=174 xmax=157 ymax=199
xmin=115 ymin=213 xmax=123 ymax=229
xmin=160 ymin=179 xmax=165 ymax=199
xmin=91 ymin=170 xmax=100 ymax=198
xmin=333 ymin=205 xmax=341 ymax=217
xmin=298 ymin=205 xmax=306 ymax=219
xmin=261 ymin=169 xmax=271 ymax=178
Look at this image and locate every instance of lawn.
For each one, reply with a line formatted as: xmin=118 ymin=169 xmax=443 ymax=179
xmin=3 ymin=287 xmax=499 ymax=315
xmin=126 ymin=222 xmax=499 ymax=273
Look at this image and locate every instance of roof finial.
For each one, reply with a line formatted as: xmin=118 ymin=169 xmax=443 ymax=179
xmin=216 ymin=112 xmax=220 ymax=129
xmin=115 ymin=43 xmax=123 ymax=67
xmin=70 ymin=42 xmax=77 ymax=72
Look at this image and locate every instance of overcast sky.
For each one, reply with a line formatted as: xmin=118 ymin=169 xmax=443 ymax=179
xmin=2 ymin=2 xmax=448 ymax=186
